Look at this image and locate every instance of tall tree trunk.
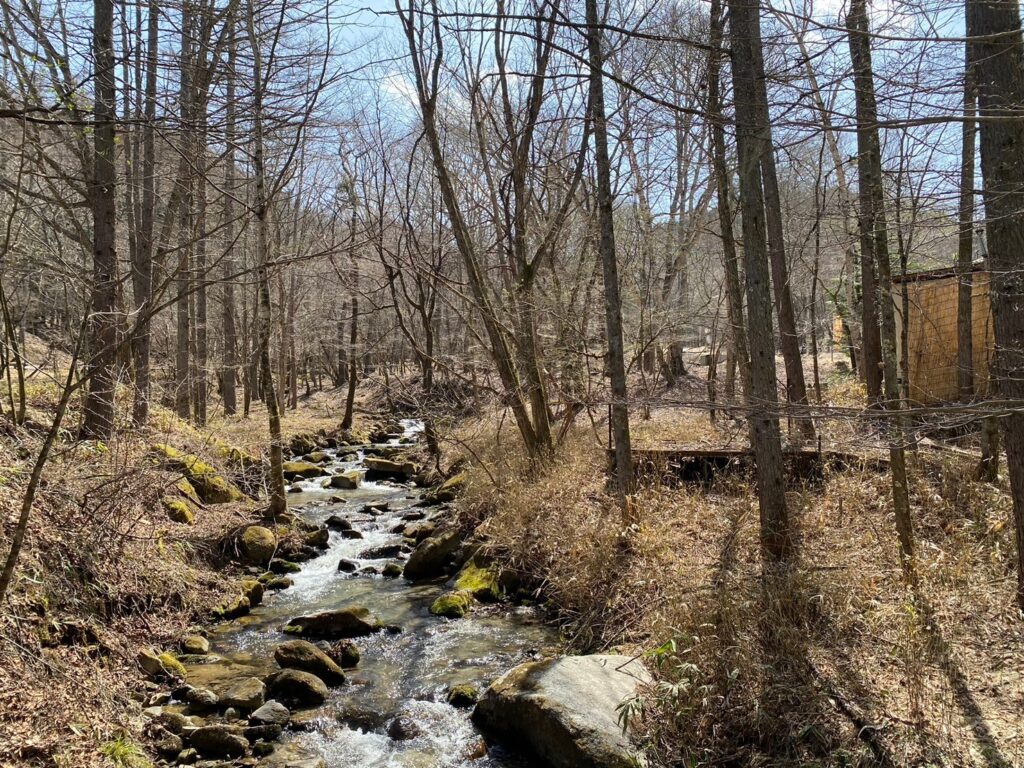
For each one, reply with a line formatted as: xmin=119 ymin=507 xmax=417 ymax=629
xmin=246 ymin=0 xmax=285 ymax=517
xmin=848 ymin=0 xmax=914 ymax=570
xmin=81 ymin=0 xmax=118 ymax=438
xmin=586 ymin=0 xmax=633 ymax=515
xmin=130 ymin=0 xmax=158 ymax=426
xmin=221 ymin=15 xmax=239 ymax=416
xmin=174 ymin=5 xmax=193 ymax=421
xmin=707 ymin=0 xmax=749 ymax=398
xmin=728 ymin=0 xmax=793 ymax=564
xmin=957 ymin=39 xmax=977 ymax=403
xmin=967 ymin=0 xmax=1024 ymax=608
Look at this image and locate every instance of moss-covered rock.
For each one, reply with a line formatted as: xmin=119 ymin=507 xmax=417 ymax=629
xmin=270 ymin=560 xmax=301 ymax=574
xmin=424 ymin=472 xmax=467 ymax=504
xmin=284 ymin=607 xmax=385 ymax=638
xmin=446 ymin=683 xmax=479 ymax=708
xmin=240 ymin=578 xmax=265 ymax=607
xmin=213 ymin=593 xmax=251 ymax=620
xmin=382 ymin=563 xmax=403 ymax=579
xmin=282 ymin=461 xmax=325 ymax=481
xmin=176 ymin=478 xmax=201 ymax=503
xmin=429 ymin=590 xmax=473 ymax=619
xmin=240 ymin=525 xmax=277 ymax=566
xmin=363 ymin=457 xmax=417 ymax=481
xmin=138 ymin=648 xmax=187 ymax=680
xmin=213 ymin=440 xmax=261 ymax=470
xmin=150 ymin=444 xmax=246 ymax=504
xmin=161 ymin=497 xmax=195 ymax=525
xmin=302 ymin=451 xmax=329 ymax=464
xmin=454 ymin=562 xmax=501 ymax=602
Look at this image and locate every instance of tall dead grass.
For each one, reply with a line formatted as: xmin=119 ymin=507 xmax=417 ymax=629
xmin=454 ymin=407 xmax=1024 ymax=768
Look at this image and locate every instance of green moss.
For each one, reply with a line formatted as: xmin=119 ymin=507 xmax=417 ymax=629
xmin=240 ymin=578 xmax=264 ymax=607
xmin=429 ymin=590 xmax=473 ymax=619
xmin=425 ymin=472 xmax=467 ymax=503
xmin=303 ymin=451 xmax=329 ymax=463
xmin=454 ymin=562 xmax=500 ymax=601
xmin=175 ymin=478 xmax=200 ymax=503
xmin=161 ymin=497 xmax=195 ymax=525
xmin=212 ymin=440 xmax=260 ymax=470
xmin=150 ymin=443 xmax=246 ymax=504
xmin=156 ymin=652 xmax=187 ymax=679
xmin=446 ymin=683 xmax=479 ymax=708
xmin=382 ymin=563 xmax=403 ymax=579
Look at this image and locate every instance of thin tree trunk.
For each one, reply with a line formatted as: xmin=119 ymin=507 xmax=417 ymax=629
xmin=848 ymin=0 xmax=914 ymax=570
xmin=586 ymin=0 xmax=633 ymax=515
xmin=707 ymin=0 xmax=749 ymax=397
xmin=246 ymin=0 xmax=285 ymax=517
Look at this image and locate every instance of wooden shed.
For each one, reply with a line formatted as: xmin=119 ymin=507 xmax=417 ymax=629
xmin=892 ymin=266 xmax=994 ymax=404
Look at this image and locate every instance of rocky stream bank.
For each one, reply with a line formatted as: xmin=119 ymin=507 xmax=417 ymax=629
xmin=135 ymin=420 xmax=649 ymax=768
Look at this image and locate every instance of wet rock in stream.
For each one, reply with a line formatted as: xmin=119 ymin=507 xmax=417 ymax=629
xmin=284 ymin=607 xmax=385 ymax=638
xmin=273 ymin=640 xmax=346 ymax=685
xmin=265 ymin=669 xmax=328 ymax=707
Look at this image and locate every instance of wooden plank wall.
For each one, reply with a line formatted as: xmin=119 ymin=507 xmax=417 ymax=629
xmin=896 ymin=273 xmax=994 ymax=404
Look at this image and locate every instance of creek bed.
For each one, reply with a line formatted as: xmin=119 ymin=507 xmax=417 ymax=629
xmin=186 ymin=420 xmax=557 ymax=767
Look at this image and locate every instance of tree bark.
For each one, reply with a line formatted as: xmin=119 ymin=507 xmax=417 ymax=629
xmin=966 ymin=0 xmax=1024 ymax=608
xmin=81 ymin=0 xmax=119 ymax=439
xmin=728 ymin=0 xmax=793 ymax=564
xmin=957 ymin=39 xmax=977 ymax=404
xmin=585 ymin=0 xmax=633 ymax=515
xmin=848 ymin=0 xmax=915 ymax=569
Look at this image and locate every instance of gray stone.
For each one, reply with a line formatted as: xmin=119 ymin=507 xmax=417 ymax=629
xmin=284 ymin=607 xmax=384 ymax=639
xmin=249 ymin=700 xmax=291 ymax=727
xmin=265 ymin=669 xmax=328 ymax=707
xmin=403 ymin=530 xmax=460 ymax=581
xmin=220 ymin=677 xmax=265 ymax=711
xmin=188 ymin=725 xmax=249 ymax=759
xmin=472 ymin=655 xmax=652 ymax=768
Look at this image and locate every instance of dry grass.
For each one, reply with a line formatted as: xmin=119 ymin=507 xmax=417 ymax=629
xmin=0 ymin=369 xmax=374 ymax=767
xmin=454 ymin=404 xmax=1024 ymax=768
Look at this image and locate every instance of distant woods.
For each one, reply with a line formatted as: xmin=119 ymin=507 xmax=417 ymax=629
xmin=3 ymin=0 xmax=1024 ymax=601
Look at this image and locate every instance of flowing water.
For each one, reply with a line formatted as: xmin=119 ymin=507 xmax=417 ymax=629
xmin=186 ymin=420 xmax=557 ymax=767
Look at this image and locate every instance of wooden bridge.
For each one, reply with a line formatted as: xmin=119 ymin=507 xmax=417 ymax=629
xmin=612 ymin=445 xmax=887 ymax=485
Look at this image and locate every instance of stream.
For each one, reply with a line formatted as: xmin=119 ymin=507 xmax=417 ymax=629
xmin=184 ymin=420 xmax=558 ymax=767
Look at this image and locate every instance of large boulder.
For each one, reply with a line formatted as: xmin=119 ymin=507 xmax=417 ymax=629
xmin=328 ymin=471 xmax=361 ymax=490
xmin=454 ymin=562 xmax=501 ymax=601
xmin=274 ymin=640 xmax=345 ymax=686
xmin=240 ymin=526 xmax=277 ymax=566
xmin=220 ymin=676 xmax=266 ymax=711
xmin=403 ymin=530 xmax=460 ymax=581
xmin=282 ymin=461 xmax=325 ymax=481
xmin=150 ymin=444 xmax=246 ymax=504
xmin=429 ymin=590 xmax=473 ymax=618
xmin=472 ymin=655 xmax=651 ymax=768
xmin=363 ymin=457 xmax=417 ymax=481
xmin=188 ymin=725 xmax=248 ymax=758
xmin=265 ymin=669 xmax=328 ymax=707
xmin=284 ymin=607 xmax=384 ymax=639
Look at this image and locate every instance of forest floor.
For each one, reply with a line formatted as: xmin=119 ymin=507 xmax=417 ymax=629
xmin=1 ymin=347 xmax=1023 ymax=768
